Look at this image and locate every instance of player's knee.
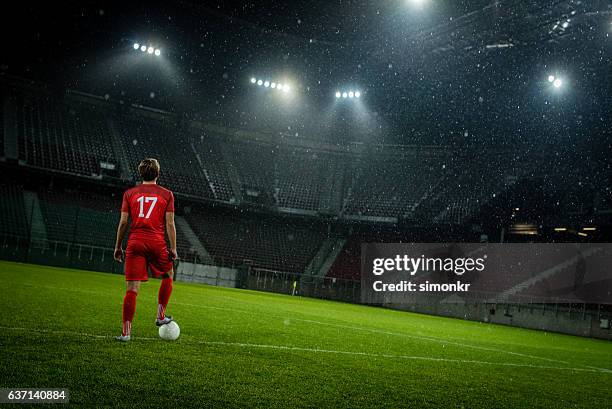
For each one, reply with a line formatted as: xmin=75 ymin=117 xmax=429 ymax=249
xmin=162 ymin=270 xmax=174 ymax=280
xmin=126 ymin=281 xmax=140 ymax=293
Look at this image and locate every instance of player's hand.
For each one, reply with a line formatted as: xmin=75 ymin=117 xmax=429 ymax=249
xmin=114 ymin=247 xmax=124 ymax=262
xmin=169 ymin=248 xmax=178 ymax=261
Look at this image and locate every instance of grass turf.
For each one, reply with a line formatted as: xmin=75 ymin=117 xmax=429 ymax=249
xmin=0 ymin=260 xmax=611 ymax=408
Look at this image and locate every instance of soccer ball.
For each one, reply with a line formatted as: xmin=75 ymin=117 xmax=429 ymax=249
xmin=158 ymin=321 xmax=180 ymax=341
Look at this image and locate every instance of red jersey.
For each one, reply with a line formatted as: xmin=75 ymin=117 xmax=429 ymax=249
xmin=121 ymin=184 xmax=174 ymax=242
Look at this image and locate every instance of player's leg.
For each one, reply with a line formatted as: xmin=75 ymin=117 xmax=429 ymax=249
xmin=156 ymin=269 xmax=174 ymax=326
xmin=117 ymin=242 xmax=148 ymax=342
xmin=119 ymin=280 xmax=141 ymax=340
xmin=149 ymin=243 xmax=176 ymax=326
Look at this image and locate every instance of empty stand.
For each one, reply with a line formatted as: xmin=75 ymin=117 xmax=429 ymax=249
xmin=118 ymin=114 xmax=213 ymax=198
xmin=275 ymin=148 xmax=325 ymax=211
xmin=12 ymin=91 xmax=117 ymax=177
xmin=191 ymin=133 xmax=235 ymax=201
xmin=184 ymin=209 xmax=325 ymax=273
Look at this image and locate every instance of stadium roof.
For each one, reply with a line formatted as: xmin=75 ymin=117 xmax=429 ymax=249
xmin=3 ymin=0 xmax=611 ymax=145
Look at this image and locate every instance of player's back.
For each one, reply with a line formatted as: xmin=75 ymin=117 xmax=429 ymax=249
xmin=122 ymin=184 xmax=175 ymax=242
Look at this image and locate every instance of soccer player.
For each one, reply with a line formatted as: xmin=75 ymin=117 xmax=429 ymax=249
xmin=113 ymin=158 xmax=178 ymax=342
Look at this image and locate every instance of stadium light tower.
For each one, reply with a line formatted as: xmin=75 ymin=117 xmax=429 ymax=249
xmin=250 ymin=77 xmax=292 ymax=94
xmin=335 ymin=89 xmax=361 ymax=100
xmin=133 ymin=42 xmax=162 ymax=57
xmin=547 ymin=74 xmax=564 ymax=90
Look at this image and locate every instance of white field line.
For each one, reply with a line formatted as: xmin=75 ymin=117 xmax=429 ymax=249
xmin=1 ymin=325 xmax=610 ymax=375
xmin=175 ymin=302 xmax=574 ymax=366
xmin=11 ymin=283 xmax=603 ymax=370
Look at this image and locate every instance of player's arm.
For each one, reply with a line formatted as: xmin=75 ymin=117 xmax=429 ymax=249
xmin=114 ymin=211 xmax=129 ymax=262
xmin=166 ymin=211 xmax=177 ymax=260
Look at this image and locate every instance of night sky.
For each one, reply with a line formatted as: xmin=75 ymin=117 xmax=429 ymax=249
xmin=3 ymin=0 xmax=611 ymax=146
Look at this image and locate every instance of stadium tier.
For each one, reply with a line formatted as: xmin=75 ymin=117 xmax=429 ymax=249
xmin=9 ymin=89 xmax=117 ymax=177
xmin=184 ymin=209 xmax=326 ymax=273
xmin=343 ymin=152 xmax=446 ymax=219
xmin=191 ymin=133 xmax=235 ymax=202
xmin=118 ymin=113 xmax=213 ymax=198
xmin=0 ymin=78 xmax=607 ymax=240
xmin=2 ymin=80 xmax=526 ymax=223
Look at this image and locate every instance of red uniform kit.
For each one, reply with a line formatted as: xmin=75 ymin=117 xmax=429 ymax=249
xmin=122 ymin=184 xmax=175 ymax=281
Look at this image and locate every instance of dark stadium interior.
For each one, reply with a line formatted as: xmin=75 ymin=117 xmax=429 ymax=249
xmin=1 ymin=1 xmax=612 ymax=311
xmin=2 ymin=1 xmax=612 ymax=407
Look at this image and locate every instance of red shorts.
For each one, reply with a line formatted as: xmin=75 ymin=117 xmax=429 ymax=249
xmin=124 ymin=239 xmax=173 ymax=281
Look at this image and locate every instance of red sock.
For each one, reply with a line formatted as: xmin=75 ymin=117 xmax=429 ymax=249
xmin=157 ymin=277 xmax=173 ymax=320
xmin=122 ymin=290 xmax=137 ymax=336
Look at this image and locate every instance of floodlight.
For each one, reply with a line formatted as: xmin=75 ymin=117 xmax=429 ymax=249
xmin=147 ymin=47 xmax=154 ymax=54
xmin=154 ymin=49 xmax=161 ymax=56
xmin=257 ymin=80 xmax=263 ymax=86
xmin=342 ymin=92 xmax=348 ymax=98
xmin=553 ymin=78 xmax=562 ymax=88
xmin=355 ymin=91 xmax=361 ymax=98
xmin=548 ymin=75 xmax=555 ymax=83
xmin=133 ymin=43 xmax=140 ymax=50
xmin=264 ymin=81 xmax=270 ymax=87
xmin=140 ymin=45 xmax=147 ymax=52
xmin=250 ymin=78 xmax=257 ymax=84
xmin=348 ymin=91 xmax=354 ymax=98
xmin=271 ymin=82 xmax=276 ymax=89
xmin=335 ymin=91 xmax=341 ymax=98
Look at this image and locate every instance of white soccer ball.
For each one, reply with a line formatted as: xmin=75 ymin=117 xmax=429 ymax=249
xmin=158 ymin=321 xmax=180 ymax=341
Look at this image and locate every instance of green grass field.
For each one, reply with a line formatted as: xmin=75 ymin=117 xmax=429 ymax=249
xmin=0 ymin=260 xmax=611 ymax=408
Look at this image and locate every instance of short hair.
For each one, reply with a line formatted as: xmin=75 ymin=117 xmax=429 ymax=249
xmin=138 ymin=158 xmax=160 ymax=182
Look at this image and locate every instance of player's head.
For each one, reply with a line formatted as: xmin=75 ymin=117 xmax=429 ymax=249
xmin=138 ymin=158 xmax=160 ymax=182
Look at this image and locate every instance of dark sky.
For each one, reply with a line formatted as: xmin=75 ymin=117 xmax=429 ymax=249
xmin=3 ymin=0 xmax=611 ymax=146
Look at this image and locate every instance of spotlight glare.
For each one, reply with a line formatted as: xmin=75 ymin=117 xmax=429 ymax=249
xmin=140 ymin=45 xmax=147 ymax=52
xmin=547 ymin=75 xmax=555 ymax=83
xmin=342 ymin=92 xmax=348 ymax=98
xmin=250 ymin=77 xmax=257 ymax=84
xmin=147 ymin=46 xmax=154 ymax=54
xmin=553 ymin=78 xmax=562 ymax=88
xmin=355 ymin=91 xmax=361 ymax=98
xmin=348 ymin=91 xmax=354 ymax=98
xmin=283 ymin=85 xmax=290 ymax=92
xmin=264 ymin=81 xmax=270 ymax=87
xmin=257 ymin=79 xmax=263 ymax=86
xmin=277 ymin=84 xmax=283 ymax=90
xmin=335 ymin=91 xmax=341 ymax=98
xmin=270 ymin=82 xmax=276 ymax=89
xmin=133 ymin=43 xmax=140 ymax=50
xmin=154 ymin=49 xmax=161 ymax=56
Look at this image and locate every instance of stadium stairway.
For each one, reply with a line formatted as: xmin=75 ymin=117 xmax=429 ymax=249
xmin=23 ymin=191 xmax=47 ymax=247
xmin=107 ymin=118 xmax=132 ymax=180
xmin=318 ymin=158 xmax=346 ymax=214
xmin=304 ymin=238 xmax=347 ymax=277
xmin=218 ymin=141 xmax=243 ymax=203
xmin=175 ymin=215 xmax=214 ymax=264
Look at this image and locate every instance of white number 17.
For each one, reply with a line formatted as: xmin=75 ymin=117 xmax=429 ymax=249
xmin=137 ymin=196 xmax=158 ymax=219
